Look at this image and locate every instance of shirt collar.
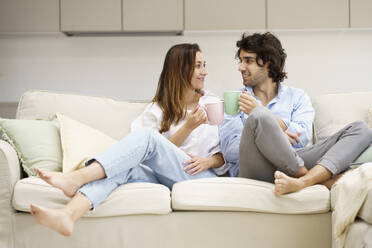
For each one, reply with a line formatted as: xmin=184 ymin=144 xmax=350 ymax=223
xmin=243 ymin=83 xmax=283 ymax=106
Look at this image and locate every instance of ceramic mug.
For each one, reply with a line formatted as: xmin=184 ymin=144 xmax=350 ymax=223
xmin=202 ymin=101 xmax=224 ymax=125
xmin=224 ymin=91 xmax=241 ymax=115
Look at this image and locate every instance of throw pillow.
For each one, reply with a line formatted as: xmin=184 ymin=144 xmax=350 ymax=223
xmin=367 ymin=107 xmax=372 ymax=128
xmin=353 ymin=145 xmax=372 ymax=165
xmin=56 ymin=113 xmax=118 ymax=173
xmin=0 ymin=118 xmax=62 ymax=177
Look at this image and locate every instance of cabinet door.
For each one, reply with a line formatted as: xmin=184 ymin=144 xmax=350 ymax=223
xmin=0 ymin=0 xmax=59 ymax=32
xmin=123 ymin=0 xmax=183 ymax=31
xmin=350 ymin=0 xmax=372 ymax=28
xmin=61 ymin=0 xmax=121 ymax=32
xmin=268 ymin=0 xmax=349 ymax=29
xmin=185 ymin=0 xmax=265 ymax=30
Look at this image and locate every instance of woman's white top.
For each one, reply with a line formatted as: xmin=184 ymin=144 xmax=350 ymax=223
xmin=131 ymin=92 xmax=228 ymax=175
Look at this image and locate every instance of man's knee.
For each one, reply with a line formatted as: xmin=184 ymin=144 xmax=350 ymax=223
xmin=246 ymin=106 xmax=277 ymax=129
xmin=350 ymin=121 xmax=372 ymax=139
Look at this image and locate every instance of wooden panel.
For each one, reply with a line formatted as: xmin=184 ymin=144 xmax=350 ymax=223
xmin=123 ymin=0 xmax=183 ymax=31
xmin=61 ymin=0 xmax=121 ymax=32
xmin=0 ymin=0 xmax=59 ymax=32
xmin=185 ymin=0 xmax=265 ymax=30
xmin=350 ymin=0 xmax=372 ymax=28
xmin=268 ymin=0 xmax=349 ymax=29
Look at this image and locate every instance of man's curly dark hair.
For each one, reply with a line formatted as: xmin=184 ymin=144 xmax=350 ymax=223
xmin=236 ymin=32 xmax=287 ymax=83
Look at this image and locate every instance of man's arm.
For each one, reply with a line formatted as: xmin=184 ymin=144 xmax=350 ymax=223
xmin=218 ymin=113 xmax=243 ymax=164
xmin=282 ymin=92 xmax=314 ymax=148
xmin=237 ymin=90 xmax=313 ymax=148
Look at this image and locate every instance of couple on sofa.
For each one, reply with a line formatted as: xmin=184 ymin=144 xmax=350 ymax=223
xmin=31 ymin=32 xmax=372 ymax=236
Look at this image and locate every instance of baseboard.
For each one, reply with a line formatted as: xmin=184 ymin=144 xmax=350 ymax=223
xmin=0 ymin=102 xmax=18 ymax=119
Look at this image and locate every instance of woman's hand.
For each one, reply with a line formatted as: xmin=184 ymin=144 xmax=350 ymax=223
xmin=183 ymin=154 xmax=213 ymax=175
xmin=184 ymin=105 xmax=208 ymax=131
xmin=168 ymin=105 xmax=207 ymax=147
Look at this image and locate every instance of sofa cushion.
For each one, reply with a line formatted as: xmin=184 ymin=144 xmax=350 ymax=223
xmin=171 ymin=177 xmax=330 ymax=214
xmin=0 ymin=118 xmax=62 ymax=176
xmin=56 ymin=113 xmax=117 ymax=173
xmin=312 ymin=92 xmax=372 ymax=143
xmin=12 ymin=177 xmax=171 ymax=217
xmin=359 ymin=188 xmax=372 ymax=224
xmin=17 ymin=90 xmax=148 ymax=140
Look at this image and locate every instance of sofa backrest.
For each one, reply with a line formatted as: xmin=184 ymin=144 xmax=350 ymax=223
xmin=16 ymin=90 xmax=148 ymax=140
xmin=17 ymin=90 xmax=372 ymax=144
xmin=312 ymin=91 xmax=372 ymax=143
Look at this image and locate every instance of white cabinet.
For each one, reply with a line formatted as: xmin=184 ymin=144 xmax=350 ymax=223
xmin=123 ymin=0 xmax=183 ymax=31
xmin=60 ymin=0 xmax=122 ymax=32
xmin=267 ymin=0 xmax=349 ymax=29
xmin=185 ymin=0 xmax=265 ymax=30
xmin=350 ymin=0 xmax=372 ymax=28
xmin=0 ymin=0 xmax=59 ymax=32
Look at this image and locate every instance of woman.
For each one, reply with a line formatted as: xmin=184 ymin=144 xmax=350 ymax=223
xmin=30 ymin=44 xmax=226 ymax=236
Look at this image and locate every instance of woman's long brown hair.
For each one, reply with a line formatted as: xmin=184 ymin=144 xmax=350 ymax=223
xmin=152 ymin=43 xmax=200 ymax=133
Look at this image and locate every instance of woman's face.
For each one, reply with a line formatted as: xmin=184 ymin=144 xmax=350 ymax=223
xmin=190 ymin=51 xmax=207 ymax=90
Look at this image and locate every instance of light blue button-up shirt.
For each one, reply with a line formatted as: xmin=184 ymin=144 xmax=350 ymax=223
xmin=219 ymin=83 xmax=315 ymax=177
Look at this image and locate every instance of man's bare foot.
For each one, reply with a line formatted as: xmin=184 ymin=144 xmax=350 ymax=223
xmin=274 ymin=171 xmax=306 ymax=195
xmin=30 ymin=204 xmax=74 ymax=236
xmin=294 ymin=166 xmax=308 ymax=178
xmin=34 ymin=168 xmax=80 ymax=197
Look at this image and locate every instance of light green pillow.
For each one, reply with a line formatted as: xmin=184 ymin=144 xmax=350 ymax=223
xmin=353 ymin=145 xmax=372 ymax=164
xmin=0 ymin=118 xmax=62 ymax=177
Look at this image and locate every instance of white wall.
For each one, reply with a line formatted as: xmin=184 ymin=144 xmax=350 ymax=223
xmin=1 ymin=29 xmax=372 ymax=102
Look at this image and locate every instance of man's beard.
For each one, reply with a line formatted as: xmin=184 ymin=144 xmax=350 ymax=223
xmin=242 ymin=70 xmax=267 ymax=87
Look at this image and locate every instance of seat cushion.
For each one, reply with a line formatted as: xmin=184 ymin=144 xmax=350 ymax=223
xmin=359 ymin=188 xmax=372 ymax=224
xmin=172 ymin=177 xmax=330 ymax=214
xmin=12 ymin=177 xmax=171 ymax=217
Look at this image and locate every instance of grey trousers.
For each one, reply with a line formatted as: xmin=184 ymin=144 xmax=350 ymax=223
xmin=238 ymin=106 xmax=372 ymax=183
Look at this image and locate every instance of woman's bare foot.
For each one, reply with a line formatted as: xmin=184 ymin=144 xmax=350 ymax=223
xmin=274 ymin=171 xmax=306 ymax=195
xmin=30 ymin=204 xmax=74 ymax=236
xmin=34 ymin=168 xmax=81 ymax=197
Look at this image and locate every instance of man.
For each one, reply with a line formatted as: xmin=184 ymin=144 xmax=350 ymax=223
xmin=219 ymin=32 xmax=372 ymax=195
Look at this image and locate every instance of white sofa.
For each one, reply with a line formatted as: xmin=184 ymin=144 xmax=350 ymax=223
xmin=0 ymin=90 xmax=371 ymax=248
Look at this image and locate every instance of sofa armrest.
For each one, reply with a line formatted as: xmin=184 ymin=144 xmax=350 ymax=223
xmin=0 ymin=140 xmax=21 ymax=192
xmin=0 ymin=140 xmax=20 ymax=248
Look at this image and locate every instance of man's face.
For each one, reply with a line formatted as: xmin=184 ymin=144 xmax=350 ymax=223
xmin=238 ymin=50 xmax=268 ymax=87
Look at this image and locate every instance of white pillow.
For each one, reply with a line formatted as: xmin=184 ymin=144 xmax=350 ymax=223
xmin=367 ymin=107 xmax=372 ymax=129
xmin=56 ymin=113 xmax=118 ymax=173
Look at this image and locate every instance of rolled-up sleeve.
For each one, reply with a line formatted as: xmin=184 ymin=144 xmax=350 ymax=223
xmin=131 ymin=103 xmax=162 ymax=132
xmin=284 ymin=92 xmax=314 ymax=148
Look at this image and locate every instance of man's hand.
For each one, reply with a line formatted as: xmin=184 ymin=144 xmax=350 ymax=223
xmin=184 ymin=105 xmax=208 ymax=131
xmin=238 ymin=91 xmax=259 ymax=115
xmin=285 ymin=130 xmax=301 ymax=146
xmin=183 ymin=154 xmax=212 ymax=175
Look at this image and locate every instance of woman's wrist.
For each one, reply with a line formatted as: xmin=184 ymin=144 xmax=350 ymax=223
xmin=183 ymin=122 xmax=195 ymax=133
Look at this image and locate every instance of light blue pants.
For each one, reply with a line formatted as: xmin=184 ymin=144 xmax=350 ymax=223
xmin=79 ymin=128 xmax=217 ymax=208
